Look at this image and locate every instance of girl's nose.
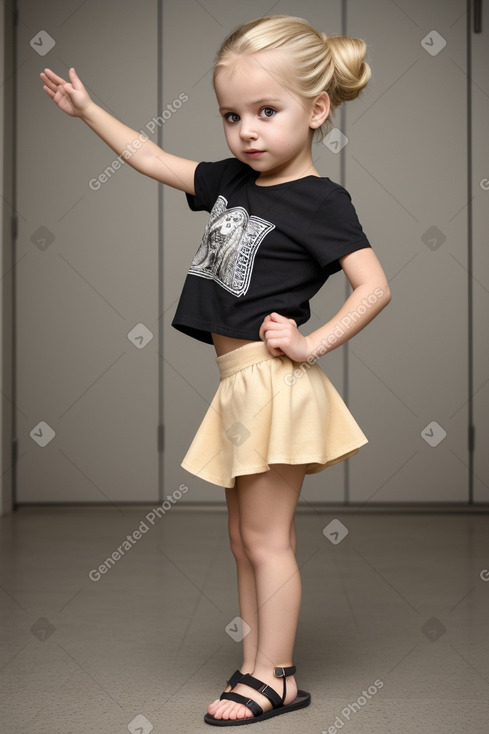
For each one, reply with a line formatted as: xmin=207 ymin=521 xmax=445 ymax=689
xmin=239 ymin=117 xmax=258 ymax=140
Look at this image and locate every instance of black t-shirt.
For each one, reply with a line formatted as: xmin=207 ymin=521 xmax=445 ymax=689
xmin=171 ymin=158 xmax=372 ymax=344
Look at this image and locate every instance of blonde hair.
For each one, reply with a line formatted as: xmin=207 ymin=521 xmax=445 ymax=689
xmin=213 ymin=15 xmax=371 ymax=140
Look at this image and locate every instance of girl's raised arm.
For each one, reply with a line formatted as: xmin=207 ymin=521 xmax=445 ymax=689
xmin=40 ymin=67 xmax=197 ymax=195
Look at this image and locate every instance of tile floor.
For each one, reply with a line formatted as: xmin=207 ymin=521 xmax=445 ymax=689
xmin=1 ymin=505 xmax=489 ymax=733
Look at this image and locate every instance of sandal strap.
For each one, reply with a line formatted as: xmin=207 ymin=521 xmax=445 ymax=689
xmin=239 ymin=673 xmax=282 ymax=709
xmin=226 ymin=669 xmax=244 ymax=689
xmin=274 ymin=665 xmax=296 ymax=702
xmin=274 ymin=665 xmax=296 ymax=678
xmin=219 ymin=691 xmax=263 ymax=717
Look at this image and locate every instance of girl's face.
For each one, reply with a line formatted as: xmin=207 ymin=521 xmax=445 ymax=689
xmin=214 ymin=52 xmax=326 ymax=186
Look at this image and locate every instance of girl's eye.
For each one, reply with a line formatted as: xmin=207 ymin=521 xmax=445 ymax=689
xmin=261 ymin=107 xmax=276 ymax=118
xmin=224 ymin=112 xmax=240 ymax=123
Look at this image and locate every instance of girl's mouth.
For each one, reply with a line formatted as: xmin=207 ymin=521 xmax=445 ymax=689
xmin=244 ymin=149 xmax=265 ymax=158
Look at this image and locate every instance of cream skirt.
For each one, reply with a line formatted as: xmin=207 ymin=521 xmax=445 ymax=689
xmin=181 ymin=341 xmax=368 ymax=489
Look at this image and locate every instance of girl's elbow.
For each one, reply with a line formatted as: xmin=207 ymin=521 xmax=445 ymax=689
xmin=375 ymin=280 xmax=391 ymax=310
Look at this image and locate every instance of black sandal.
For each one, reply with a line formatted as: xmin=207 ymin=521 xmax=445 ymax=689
xmin=226 ymin=669 xmax=246 ymax=690
xmin=204 ymin=664 xmax=311 ymax=726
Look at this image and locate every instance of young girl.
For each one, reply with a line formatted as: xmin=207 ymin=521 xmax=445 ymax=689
xmin=41 ymin=14 xmax=391 ymax=727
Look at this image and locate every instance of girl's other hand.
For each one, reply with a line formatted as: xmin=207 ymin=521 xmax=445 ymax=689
xmin=259 ymin=312 xmax=312 ymax=362
xmin=40 ymin=67 xmax=93 ymax=118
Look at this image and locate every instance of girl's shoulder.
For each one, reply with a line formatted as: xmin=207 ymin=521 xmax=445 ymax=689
xmin=298 ymin=175 xmax=356 ymax=206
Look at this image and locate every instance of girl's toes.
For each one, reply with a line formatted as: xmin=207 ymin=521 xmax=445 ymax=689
xmin=217 ymin=700 xmax=234 ymax=719
xmin=231 ymin=703 xmax=246 ymax=720
xmin=237 ymin=704 xmax=251 ymax=719
xmin=212 ymin=702 xmax=227 ymax=719
xmin=208 ymin=682 xmax=232 ymax=715
xmin=223 ymin=702 xmax=240 ymax=720
xmin=224 ymin=702 xmax=238 ymax=720
xmin=207 ymin=698 xmax=220 ymax=714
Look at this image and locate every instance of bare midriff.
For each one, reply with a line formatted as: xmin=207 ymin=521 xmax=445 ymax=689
xmin=211 ymin=332 xmax=258 ymax=356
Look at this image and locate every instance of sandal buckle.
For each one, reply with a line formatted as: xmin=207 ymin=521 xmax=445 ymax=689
xmin=274 ymin=666 xmax=286 ymax=678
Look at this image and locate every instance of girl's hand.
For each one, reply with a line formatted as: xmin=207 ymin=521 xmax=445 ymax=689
xmin=259 ymin=312 xmax=312 ymax=362
xmin=40 ymin=67 xmax=93 ymax=118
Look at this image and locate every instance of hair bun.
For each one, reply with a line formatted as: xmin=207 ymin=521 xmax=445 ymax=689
xmin=325 ymin=35 xmax=371 ymax=107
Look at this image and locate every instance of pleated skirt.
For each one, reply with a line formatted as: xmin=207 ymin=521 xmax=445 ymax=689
xmin=181 ymin=341 xmax=368 ymax=488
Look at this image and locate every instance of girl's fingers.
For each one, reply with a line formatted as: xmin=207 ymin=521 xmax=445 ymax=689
xmin=42 ymin=67 xmax=67 ymax=86
xmin=40 ymin=73 xmax=57 ymax=92
xmin=259 ymin=314 xmax=273 ymax=339
xmin=269 ymin=311 xmax=288 ymax=323
xmin=42 ymin=85 xmax=55 ymax=99
xmin=264 ymin=320 xmax=295 ymax=336
xmin=265 ymin=344 xmax=284 ymax=357
xmin=61 ymin=83 xmax=75 ymax=95
xmin=261 ymin=313 xmax=297 ymax=348
xmin=269 ymin=312 xmax=297 ymax=328
xmin=68 ymin=67 xmax=83 ymax=90
xmin=40 ymin=71 xmax=69 ymax=98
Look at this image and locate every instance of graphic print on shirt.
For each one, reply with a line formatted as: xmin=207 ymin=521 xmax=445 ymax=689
xmin=189 ymin=196 xmax=275 ymax=297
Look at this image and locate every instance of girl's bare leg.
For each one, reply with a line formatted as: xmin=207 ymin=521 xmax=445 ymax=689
xmin=207 ymin=484 xmax=298 ymax=715
xmin=210 ymin=464 xmax=306 ymax=721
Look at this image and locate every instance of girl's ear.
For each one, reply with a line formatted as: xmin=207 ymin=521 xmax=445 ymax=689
xmin=310 ymin=91 xmax=330 ymax=129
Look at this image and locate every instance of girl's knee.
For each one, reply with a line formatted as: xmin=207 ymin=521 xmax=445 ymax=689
xmin=241 ymin=530 xmax=292 ymax=564
xmin=228 ymin=523 xmax=247 ymax=561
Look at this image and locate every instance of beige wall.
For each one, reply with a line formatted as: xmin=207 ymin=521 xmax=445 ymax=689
xmin=2 ymin=1 xmax=488 ymax=512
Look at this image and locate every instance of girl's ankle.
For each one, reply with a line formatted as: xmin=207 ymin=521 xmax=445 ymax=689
xmin=241 ymin=662 xmax=255 ymax=673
